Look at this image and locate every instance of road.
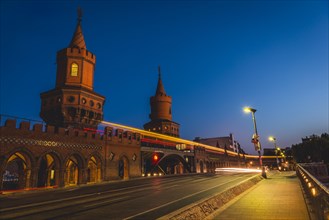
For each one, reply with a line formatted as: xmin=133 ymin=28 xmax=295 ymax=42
xmin=0 ymin=173 xmax=258 ymax=219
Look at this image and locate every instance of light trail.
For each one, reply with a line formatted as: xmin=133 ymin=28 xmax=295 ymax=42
xmin=100 ymin=120 xmax=284 ymax=160
xmin=215 ymin=168 xmax=262 ymax=173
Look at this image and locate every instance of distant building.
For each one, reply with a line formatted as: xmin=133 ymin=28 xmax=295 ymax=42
xmin=194 ymin=133 xmax=244 ymax=153
xmin=263 ymin=148 xmax=277 ymax=156
xmin=143 ymin=66 xmax=180 ymax=137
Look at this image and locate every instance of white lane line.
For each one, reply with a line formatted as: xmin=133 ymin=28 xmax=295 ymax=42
xmin=83 ymin=196 xmax=130 ymax=208
xmin=122 ymin=175 xmax=250 ymax=220
xmin=0 ymin=182 xmax=160 ymax=212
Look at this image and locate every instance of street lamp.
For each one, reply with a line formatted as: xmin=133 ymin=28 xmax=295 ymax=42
xmin=268 ymin=136 xmax=280 ymax=169
xmin=243 ymin=106 xmax=266 ymax=178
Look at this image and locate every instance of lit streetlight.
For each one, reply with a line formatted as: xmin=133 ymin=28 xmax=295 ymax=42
xmin=243 ymin=106 xmax=266 ymax=178
xmin=268 ymin=136 xmax=280 ymax=169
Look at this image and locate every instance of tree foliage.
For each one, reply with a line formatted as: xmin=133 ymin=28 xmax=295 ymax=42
xmin=292 ymin=133 xmax=329 ymax=164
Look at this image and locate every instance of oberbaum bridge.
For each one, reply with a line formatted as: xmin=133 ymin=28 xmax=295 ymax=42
xmin=0 ymin=13 xmax=303 ymax=192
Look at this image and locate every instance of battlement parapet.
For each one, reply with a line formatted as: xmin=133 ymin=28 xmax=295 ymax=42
xmin=57 ymin=48 xmax=96 ymax=63
xmin=33 ymin=124 xmax=43 ymax=133
xmin=0 ymin=118 xmax=141 ymax=146
xmin=19 ymin=121 xmax=30 ymax=130
xmin=5 ymin=119 xmax=16 ymax=128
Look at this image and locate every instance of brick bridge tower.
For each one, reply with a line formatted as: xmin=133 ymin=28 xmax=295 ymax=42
xmin=144 ymin=66 xmax=180 ymax=137
xmin=40 ymin=9 xmax=105 ymax=129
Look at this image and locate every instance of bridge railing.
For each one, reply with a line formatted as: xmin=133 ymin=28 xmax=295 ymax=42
xmin=296 ymin=164 xmax=329 ymax=220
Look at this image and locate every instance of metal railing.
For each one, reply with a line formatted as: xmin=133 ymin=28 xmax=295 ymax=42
xmin=296 ymin=164 xmax=329 ymax=220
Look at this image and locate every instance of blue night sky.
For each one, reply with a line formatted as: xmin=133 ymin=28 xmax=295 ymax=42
xmin=1 ymin=0 xmax=328 ymax=154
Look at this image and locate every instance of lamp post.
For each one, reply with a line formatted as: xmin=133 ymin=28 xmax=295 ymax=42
xmin=243 ymin=107 xmax=266 ymax=178
xmin=268 ymin=136 xmax=280 ymax=169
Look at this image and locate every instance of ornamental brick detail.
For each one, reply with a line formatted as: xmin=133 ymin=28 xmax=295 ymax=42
xmin=0 ymin=136 xmax=102 ymax=150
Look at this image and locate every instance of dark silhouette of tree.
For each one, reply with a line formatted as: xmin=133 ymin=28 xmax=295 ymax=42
xmin=292 ymin=133 xmax=329 ymax=164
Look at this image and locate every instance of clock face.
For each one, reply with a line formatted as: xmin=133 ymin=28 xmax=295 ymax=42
xmin=97 ymin=103 xmax=102 ymax=109
xmin=81 ymin=98 xmax=86 ymax=104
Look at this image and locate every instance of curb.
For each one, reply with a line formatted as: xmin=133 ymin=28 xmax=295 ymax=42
xmin=158 ymin=174 xmax=265 ymax=220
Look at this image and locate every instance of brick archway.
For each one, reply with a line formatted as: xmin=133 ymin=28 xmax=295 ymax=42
xmin=37 ymin=152 xmax=61 ymax=187
xmin=64 ymin=153 xmax=85 ymax=186
xmin=1 ymin=149 xmax=35 ymax=191
xmin=87 ymin=153 xmax=102 ymax=183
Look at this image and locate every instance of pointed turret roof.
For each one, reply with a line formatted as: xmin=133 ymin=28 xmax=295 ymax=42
xmin=69 ymin=7 xmax=86 ymax=49
xmin=155 ymin=65 xmax=166 ymax=96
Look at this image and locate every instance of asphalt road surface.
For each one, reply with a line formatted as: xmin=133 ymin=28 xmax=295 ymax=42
xmin=0 ymin=173 xmax=258 ymax=219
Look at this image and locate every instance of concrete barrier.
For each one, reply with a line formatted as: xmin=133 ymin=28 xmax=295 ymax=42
xmin=158 ymin=174 xmax=264 ymax=220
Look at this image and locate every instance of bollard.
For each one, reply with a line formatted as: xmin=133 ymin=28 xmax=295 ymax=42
xmin=262 ymin=167 xmax=267 ymax=179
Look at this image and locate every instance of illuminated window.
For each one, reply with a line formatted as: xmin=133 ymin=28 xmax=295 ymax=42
xmin=71 ymin=63 xmax=78 ymax=76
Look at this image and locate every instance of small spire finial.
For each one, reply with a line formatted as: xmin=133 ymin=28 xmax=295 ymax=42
xmin=77 ymin=6 xmax=83 ymax=23
xmin=158 ymin=65 xmax=161 ymax=79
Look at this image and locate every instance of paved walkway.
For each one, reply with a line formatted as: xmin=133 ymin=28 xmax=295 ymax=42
xmin=209 ymin=171 xmax=310 ymax=220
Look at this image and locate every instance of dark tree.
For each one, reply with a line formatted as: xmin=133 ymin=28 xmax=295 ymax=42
xmin=292 ymin=133 xmax=329 ymax=164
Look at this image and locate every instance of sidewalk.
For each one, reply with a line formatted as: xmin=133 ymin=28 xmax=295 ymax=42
xmin=210 ymin=171 xmax=310 ymax=220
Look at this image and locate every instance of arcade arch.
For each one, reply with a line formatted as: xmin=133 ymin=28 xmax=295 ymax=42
xmin=37 ymin=152 xmax=61 ymax=187
xmin=65 ymin=154 xmax=84 ymax=186
xmin=1 ymin=150 xmax=33 ymax=190
xmin=160 ymin=154 xmax=190 ymax=174
xmin=87 ymin=155 xmax=102 ymax=183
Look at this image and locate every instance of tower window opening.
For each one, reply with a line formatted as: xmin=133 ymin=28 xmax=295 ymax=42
xmin=71 ymin=63 xmax=78 ymax=76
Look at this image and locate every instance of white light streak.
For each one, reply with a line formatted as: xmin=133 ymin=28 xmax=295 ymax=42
xmin=215 ymin=167 xmax=262 ymax=173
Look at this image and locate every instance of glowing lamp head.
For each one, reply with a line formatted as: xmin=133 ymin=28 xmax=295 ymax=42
xmin=243 ymin=107 xmax=256 ymax=113
xmin=268 ymin=136 xmax=276 ymax=142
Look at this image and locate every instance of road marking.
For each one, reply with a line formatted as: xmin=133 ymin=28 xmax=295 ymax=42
xmin=122 ymin=175 xmax=254 ymax=220
xmin=0 ymin=182 xmax=160 ymax=212
xmin=83 ymin=196 xmax=130 ymax=208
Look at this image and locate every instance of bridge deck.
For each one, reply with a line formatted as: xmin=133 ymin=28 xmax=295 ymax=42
xmin=211 ymin=171 xmax=310 ymax=220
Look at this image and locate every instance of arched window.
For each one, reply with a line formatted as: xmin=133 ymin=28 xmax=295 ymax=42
xmin=71 ymin=63 xmax=78 ymax=76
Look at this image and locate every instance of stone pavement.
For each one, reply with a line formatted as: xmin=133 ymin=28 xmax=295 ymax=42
xmin=209 ymin=171 xmax=310 ymax=220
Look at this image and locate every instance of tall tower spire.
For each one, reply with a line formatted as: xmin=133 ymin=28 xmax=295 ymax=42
xmin=155 ymin=65 xmax=166 ymax=96
xmin=158 ymin=65 xmax=161 ymax=79
xmin=40 ymin=8 xmax=105 ymax=129
xmin=69 ymin=7 xmax=86 ymax=49
xmin=143 ymin=66 xmax=180 ymax=137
